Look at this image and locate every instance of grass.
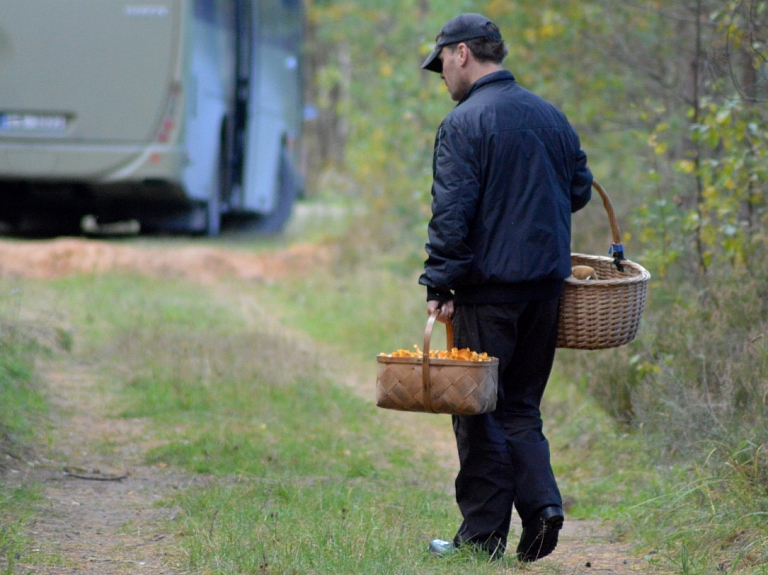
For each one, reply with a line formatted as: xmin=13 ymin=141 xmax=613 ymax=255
xmin=224 ymin=252 xmax=768 ymax=574
xmin=0 ymin=282 xmax=49 ymax=575
xmin=0 ymin=484 xmax=41 ymax=575
xmin=0 ymin=248 xmax=591 ymax=573
xmin=0 ymin=247 xmax=662 ymax=573
xmin=556 ymin=259 xmax=768 ymax=572
xmin=44 ymin=267 xmax=507 ymax=573
xmin=2 ymin=229 xmax=767 ymax=573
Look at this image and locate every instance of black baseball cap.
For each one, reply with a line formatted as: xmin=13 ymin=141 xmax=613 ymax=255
xmin=421 ymin=13 xmax=503 ymax=74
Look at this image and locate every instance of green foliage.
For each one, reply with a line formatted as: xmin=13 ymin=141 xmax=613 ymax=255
xmin=622 ymin=1 xmax=768 ymax=279
xmin=307 ymin=0 xmax=655 ymax=260
xmin=531 ymin=0 xmax=768 ymax=435
xmin=688 ymin=98 xmax=768 ymax=271
xmin=304 ymin=0 xmax=768 ymax=566
xmin=638 ymin=94 xmax=768 ymax=278
xmin=559 ymin=255 xmax=768 ymax=570
xmin=307 ymin=0 xmax=447 ymax=251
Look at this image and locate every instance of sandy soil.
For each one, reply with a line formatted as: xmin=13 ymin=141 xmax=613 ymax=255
xmin=0 ymin=237 xmax=332 ymax=284
xmin=0 ymin=237 xmax=662 ymax=574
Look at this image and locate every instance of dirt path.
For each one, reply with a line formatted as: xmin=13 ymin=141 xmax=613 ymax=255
xmin=6 ymin=361 xmax=191 ymax=574
xmin=1 ymin=237 xmax=660 ymax=574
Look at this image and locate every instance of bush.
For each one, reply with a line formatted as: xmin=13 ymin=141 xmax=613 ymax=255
xmin=562 ymin=258 xmax=768 ymax=452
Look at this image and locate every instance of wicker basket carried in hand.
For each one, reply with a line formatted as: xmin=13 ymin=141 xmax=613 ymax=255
xmin=557 ymin=181 xmax=651 ymax=350
xmin=376 ymin=311 xmax=498 ymax=414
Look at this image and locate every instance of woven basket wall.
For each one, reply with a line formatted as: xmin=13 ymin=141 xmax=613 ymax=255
xmin=556 ymin=180 xmax=650 ymax=350
xmin=375 ymin=311 xmax=498 ymax=415
xmin=557 ymin=253 xmax=650 ymax=349
xmin=376 ymin=356 xmax=498 ymax=414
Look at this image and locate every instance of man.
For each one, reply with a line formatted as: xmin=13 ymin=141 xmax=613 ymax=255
xmin=419 ymin=13 xmax=593 ymax=563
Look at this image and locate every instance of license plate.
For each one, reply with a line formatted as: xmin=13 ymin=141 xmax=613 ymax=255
xmin=0 ymin=113 xmax=68 ymax=134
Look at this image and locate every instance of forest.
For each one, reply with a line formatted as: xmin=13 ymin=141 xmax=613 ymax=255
xmin=301 ymin=0 xmax=768 ymax=569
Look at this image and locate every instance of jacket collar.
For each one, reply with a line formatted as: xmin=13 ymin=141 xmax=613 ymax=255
xmin=458 ymin=70 xmax=516 ymax=105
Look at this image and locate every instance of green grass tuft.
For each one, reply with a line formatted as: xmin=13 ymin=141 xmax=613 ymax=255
xmin=0 ymin=290 xmax=49 ymax=575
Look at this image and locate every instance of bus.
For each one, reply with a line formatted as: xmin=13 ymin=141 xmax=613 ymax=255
xmin=0 ymin=0 xmax=304 ymax=236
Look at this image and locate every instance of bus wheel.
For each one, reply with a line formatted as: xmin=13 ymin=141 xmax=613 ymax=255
xmin=206 ymin=138 xmax=227 ymax=237
xmin=206 ymin=189 xmax=221 ymax=237
xmin=247 ymin=146 xmax=298 ymax=234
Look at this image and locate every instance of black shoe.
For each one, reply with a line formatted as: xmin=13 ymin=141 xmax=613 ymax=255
xmin=516 ymin=505 xmax=563 ymax=562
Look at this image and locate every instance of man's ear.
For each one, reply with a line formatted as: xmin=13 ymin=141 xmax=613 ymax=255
xmin=457 ymin=43 xmax=470 ymax=66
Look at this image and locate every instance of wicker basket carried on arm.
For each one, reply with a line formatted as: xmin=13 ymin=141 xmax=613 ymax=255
xmin=376 ymin=310 xmax=498 ymax=415
xmin=557 ymin=181 xmax=651 ymax=350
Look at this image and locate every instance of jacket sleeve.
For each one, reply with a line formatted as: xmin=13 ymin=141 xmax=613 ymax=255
xmin=570 ymin=147 xmax=593 ymax=213
xmin=418 ymin=118 xmax=481 ymax=295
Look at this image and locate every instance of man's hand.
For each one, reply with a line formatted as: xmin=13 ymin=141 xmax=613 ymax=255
xmin=427 ymin=299 xmax=454 ymax=324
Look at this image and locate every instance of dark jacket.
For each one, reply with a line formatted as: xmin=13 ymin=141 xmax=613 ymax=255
xmin=419 ymin=70 xmax=593 ymax=304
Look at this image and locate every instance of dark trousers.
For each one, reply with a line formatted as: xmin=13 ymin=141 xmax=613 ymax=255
xmin=450 ymin=299 xmax=562 ymax=554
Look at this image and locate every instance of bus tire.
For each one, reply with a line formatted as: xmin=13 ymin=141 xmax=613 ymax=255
xmin=248 ymin=146 xmax=298 ymax=234
xmin=205 ymin=133 xmax=228 ymax=237
xmin=206 ymin=184 xmax=221 ymax=237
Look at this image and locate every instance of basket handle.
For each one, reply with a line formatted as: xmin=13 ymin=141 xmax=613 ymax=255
xmin=592 ymin=180 xmax=626 ymax=272
xmin=422 ymin=310 xmax=454 ymax=413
